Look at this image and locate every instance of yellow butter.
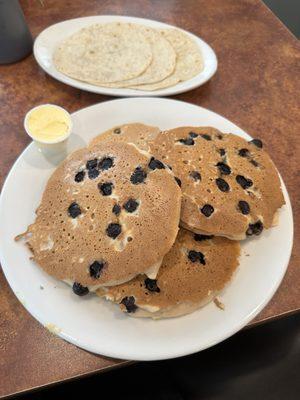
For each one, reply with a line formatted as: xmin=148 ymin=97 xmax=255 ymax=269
xmin=45 ymin=323 xmax=62 ymax=335
xmin=27 ymin=105 xmax=71 ymax=142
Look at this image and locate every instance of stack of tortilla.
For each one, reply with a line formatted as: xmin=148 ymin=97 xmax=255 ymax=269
xmin=53 ymin=22 xmax=203 ymax=91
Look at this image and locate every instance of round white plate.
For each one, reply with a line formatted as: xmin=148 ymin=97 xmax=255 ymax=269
xmin=0 ymin=98 xmax=293 ymax=361
xmin=33 ymin=15 xmax=217 ymax=97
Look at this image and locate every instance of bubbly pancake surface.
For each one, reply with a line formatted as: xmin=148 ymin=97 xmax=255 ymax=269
xmin=21 ymin=141 xmax=181 ymax=287
xmin=89 ymin=123 xmax=160 ymax=151
xmin=150 ymin=127 xmax=285 ymax=239
xmin=97 ymin=229 xmax=240 ymax=318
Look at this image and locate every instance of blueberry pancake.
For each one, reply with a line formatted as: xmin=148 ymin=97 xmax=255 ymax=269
xmin=149 ymin=127 xmax=285 ymax=240
xmin=17 ymin=142 xmax=181 ymax=294
xmin=97 ymin=229 xmax=240 ymax=318
xmin=89 ymin=123 xmax=160 ymax=152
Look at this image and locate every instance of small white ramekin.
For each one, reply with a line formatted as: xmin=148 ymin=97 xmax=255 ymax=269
xmin=24 ymin=104 xmax=73 ymax=145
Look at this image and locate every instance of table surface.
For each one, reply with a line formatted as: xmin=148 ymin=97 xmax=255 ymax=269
xmin=0 ymin=0 xmax=299 ymax=398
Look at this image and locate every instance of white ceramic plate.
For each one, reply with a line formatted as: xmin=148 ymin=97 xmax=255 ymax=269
xmin=33 ymin=15 xmax=217 ymax=97
xmin=0 ymin=98 xmax=293 ymax=361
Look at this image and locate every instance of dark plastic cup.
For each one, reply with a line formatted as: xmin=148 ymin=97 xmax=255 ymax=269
xmin=0 ymin=0 xmax=33 ymax=64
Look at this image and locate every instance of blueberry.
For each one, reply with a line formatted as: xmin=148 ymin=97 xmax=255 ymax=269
xmin=89 ymin=261 xmax=105 ymax=279
xmin=236 ymin=175 xmax=253 ymax=189
xmin=74 ymin=170 xmax=85 ymax=182
xmin=72 ymin=282 xmax=89 ymax=296
xmin=98 ymin=157 xmax=114 ymax=170
xmin=123 ymin=198 xmax=139 ymax=213
xmin=190 ymin=171 xmax=201 ymax=181
xmin=98 ymin=182 xmax=113 ymax=196
xmin=88 ymin=168 xmax=99 ymax=179
xmin=144 ymin=278 xmax=160 ymax=293
xmin=216 ymin=162 xmax=231 ymax=175
xmin=106 ymin=223 xmax=122 ymax=239
xmin=120 ymin=296 xmax=137 ymax=313
xmin=113 ymin=128 xmax=121 ymax=134
xmin=130 ymin=166 xmax=147 ymax=184
xmin=249 ymin=138 xmax=263 ymax=148
xmin=112 ymin=204 xmax=121 ymax=216
xmin=174 ymin=177 xmax=182 ymax=187
xmin=200 ymin=134 xmax=212 ymax=141
xmin=188 ymin=250 xmax=198 ymax=262
xmin=148 ymin=157 xmax=165 ymax=170
xmin=179 ymin=137 xmax=195 ymax=146
xmin=216 ymin=178 xmax=230 ymax=192
xmin=194 ymin=234 xmax=213 ymax=241
xmin=246 ymin=220 xmax=263 ymax=236
xmin=238 ymin=200 xmax=250 ymax=215
xmin=188 ymin=250 xmax=206 ymax=265
xmin=217 ymin=134 xmax=223 ymax=140
xmin=219 ymin=148 xmax=226 ymax=156
xmin=201 ymin=204 xmax=214 ymax=217
xmin=238 ymin=148 xmax=250 ymax=157
xmin=86 ymin=159 xmax=98 ymax=170
xmin=189 ymin=131 xmax=199 ymax=138
xmin=250 ymin=159 xmax=259 ymax=167
xmin=68 ymin=202 xmax=81 ymax=218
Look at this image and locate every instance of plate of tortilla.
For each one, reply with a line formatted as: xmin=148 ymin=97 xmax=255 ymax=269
xmin=33 ymin=15 xmax=217 ymax=96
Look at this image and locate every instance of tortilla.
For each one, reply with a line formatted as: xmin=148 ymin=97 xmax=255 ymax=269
xmin=99 ymin=26 xmax=176 ymax=87
xmin=131 ymin=28 xmax=203 ymax=90
xmin=53 ymin=22 xmax=152 ymax=84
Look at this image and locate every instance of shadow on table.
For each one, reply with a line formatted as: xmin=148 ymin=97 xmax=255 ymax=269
xmin=17 ymin=312 xmax=300 ymax=400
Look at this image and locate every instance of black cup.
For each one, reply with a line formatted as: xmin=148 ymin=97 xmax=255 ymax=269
xmin=0 ymin=0 xmax=33 ymax=64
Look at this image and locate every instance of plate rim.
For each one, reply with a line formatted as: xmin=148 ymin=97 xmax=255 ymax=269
xmin=0 ymin=97 xmax=294 ymax=361
xmin=33 ymin=14 xmax=218 ymax=97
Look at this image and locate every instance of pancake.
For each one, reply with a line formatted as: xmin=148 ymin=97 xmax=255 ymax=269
xmin=89 ymin=123 xmax=160 ymax=151
xmin=97 ymin=229 xmax=240 ymax=318
xmin=149 ymin=127 xmax=285 ymax=240
xmin=16 ymin=142 xmax=181 ymax=294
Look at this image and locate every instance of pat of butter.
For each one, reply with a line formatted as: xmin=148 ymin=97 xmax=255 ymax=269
xmin=25 ymin=104 xmax=71 ymax=143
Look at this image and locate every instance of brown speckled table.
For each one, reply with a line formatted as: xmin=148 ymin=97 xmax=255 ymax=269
xmin=0 ymin=0 xmax=299 ymax=398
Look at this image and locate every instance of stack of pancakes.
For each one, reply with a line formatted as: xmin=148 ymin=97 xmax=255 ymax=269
xmin=18 ymin=123 xmax=285 ymax=318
